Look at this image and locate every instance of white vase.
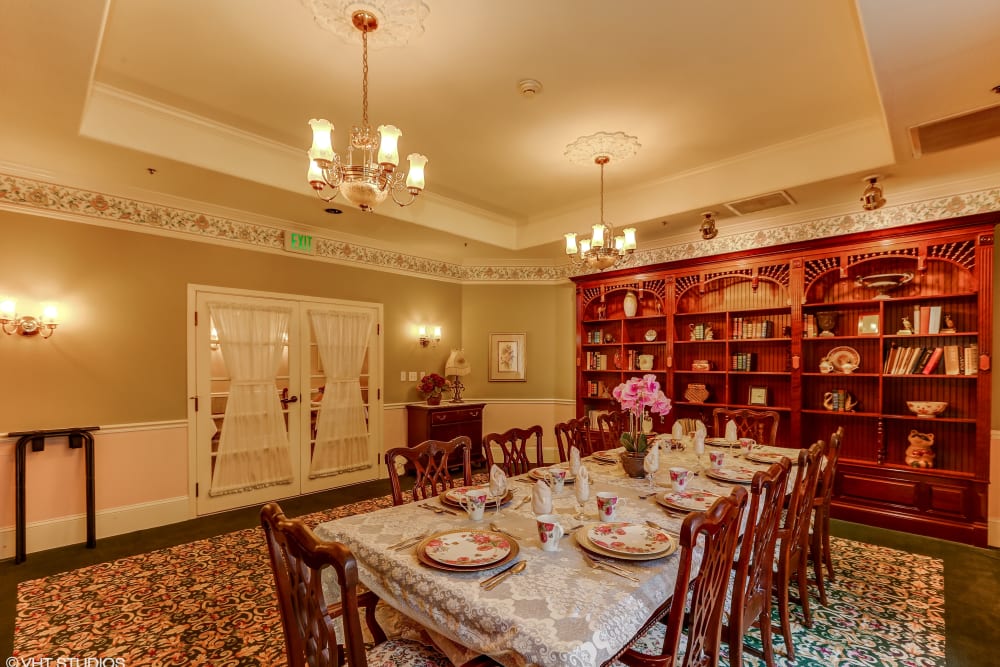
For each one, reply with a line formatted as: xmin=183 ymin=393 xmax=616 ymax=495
xmin=623 ymin=291 xmax=638 ymax=317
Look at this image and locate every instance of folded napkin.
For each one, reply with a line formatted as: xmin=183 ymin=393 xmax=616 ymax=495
xmin=489 ymin=464 xmax=508 ymax=499
xmin=694 ymin=431 xmax=706 ymax=456
xmin=532 ymin=480 xmax=553 ymax=515
xmin=671 ymin=422 xmax=684 ymax=439
xmin=695 ymin=420 xmax=707 ymax=438
xmin=569 ymin=446 xmax=581 ymax=475
xmin=575 ymin=466 xmax=590 ymax=504
xmin=643 ymin=444 xmax=660 ymax=474
xmin=725 ymin=420 xmax=738 ymax=441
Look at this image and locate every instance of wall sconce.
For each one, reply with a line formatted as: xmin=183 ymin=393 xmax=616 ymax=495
xmin=1 ymin=299 xmax=59 ymax=338
xmin=860 ymin=175 xmax=886 ymax=211
xmin=699 ymin=211 xmax=718 ymax=240
xmin=418 ymin=325 xmax=441 ymax=348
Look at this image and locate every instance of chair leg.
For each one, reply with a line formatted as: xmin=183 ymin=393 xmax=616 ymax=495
xmin=727 ymin=618 xmax=744 ymax=667
xmin=758 ymin=604 xmax=776 ymax=667
xmin=796 ymin=554 xmax=813 ymax=629
xmin=810 ymin=529 xmax=828 ymax=607
xmin=822 ymin=518 xmax=835 ymax=582
xmin=775 ymin=571 xmax=795 ymax=662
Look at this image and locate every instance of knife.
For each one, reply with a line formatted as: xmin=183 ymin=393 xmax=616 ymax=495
xmin=482 ymin=561 xmax=526 ymax=590
xmin=581 ymin=551 xmax=639 ymax=582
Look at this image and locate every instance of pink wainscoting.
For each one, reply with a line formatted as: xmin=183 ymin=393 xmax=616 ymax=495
xmin=0 ymin=424 xmax=188 ymax=527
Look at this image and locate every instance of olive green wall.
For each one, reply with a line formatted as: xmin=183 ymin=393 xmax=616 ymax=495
xmin=460 ymin=284 xmax=576 ymax=400
xmin=0 ymin=210 xmax=474 ymax=430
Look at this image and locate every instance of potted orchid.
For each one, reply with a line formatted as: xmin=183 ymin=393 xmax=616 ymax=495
xmin=612 ymin=374 xmax=672 ymax=477
xmin=418 ymin=373 xmax=450 ymax=405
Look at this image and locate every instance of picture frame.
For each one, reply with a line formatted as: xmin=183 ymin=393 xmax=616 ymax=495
xmin=489 ymin=333 xmax=526 ymax=381
xmin=858 ymin=314 xmax=880 ymax=335
xmin=748 ymin=385 xmax=769 ymax=406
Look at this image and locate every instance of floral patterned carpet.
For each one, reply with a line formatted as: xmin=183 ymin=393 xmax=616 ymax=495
xmin=14 ymin=493 xmax=944 ymax=666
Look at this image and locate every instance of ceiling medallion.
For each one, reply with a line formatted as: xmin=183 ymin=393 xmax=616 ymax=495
xmin=301 ymin=0 xmax=429 ymax=47
xmin=564 ymin=133 xmax=639 ymax=272
xmin=564 ymin=131 xmax=641 ymax=166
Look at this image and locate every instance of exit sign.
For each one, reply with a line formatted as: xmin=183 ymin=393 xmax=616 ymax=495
xmin=284 ymin=232 xmax=315 ymax=255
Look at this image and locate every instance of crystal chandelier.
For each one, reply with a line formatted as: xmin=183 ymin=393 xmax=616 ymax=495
xmin=306 ymin=10 xmax=427 ymax=212
xmin=564 ymin=155 xmax=637 ymax=271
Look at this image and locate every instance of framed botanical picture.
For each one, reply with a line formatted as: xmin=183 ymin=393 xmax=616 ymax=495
xmin=748 ymin=385 xmax=769 ymax=406
xmin=489 ymin=333 xmax=526 ymax=381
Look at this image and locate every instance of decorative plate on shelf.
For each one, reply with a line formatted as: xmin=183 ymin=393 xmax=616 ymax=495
xmin=827 ymin=346 xmax=860 ymax=373
xmin=644 ymin=329 xmax=658 ymax=341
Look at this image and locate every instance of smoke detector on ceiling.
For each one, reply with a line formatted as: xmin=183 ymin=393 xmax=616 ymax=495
xmin=517 ymin=79 xmax=543 ymax=98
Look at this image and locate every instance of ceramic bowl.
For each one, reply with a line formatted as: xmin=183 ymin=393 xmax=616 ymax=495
xmin=906 ymin=401 xmax=947 ymax=418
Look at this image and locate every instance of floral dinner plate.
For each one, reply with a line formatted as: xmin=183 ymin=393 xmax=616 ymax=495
xmin=656 ymin=489 xmax=721 ymax=512
xmin=528 ymin=466 xmax=576 ymax=483
xmin=441 ymin=486 xmax=513 ymax=507
xmin=421 ymin=530 xmax=512 ymax=567
xmin=745 ymin=451 xmax=792 ymax=466
xmin=575 ymin=525 xmax=677 ymax=562
xmin=705 ymin=437 xmax=738 ymax=447
xmin=705 ymin=466 xmax=758 ymax=484
xmin=587 ymin=522 xmax=673 ymax=556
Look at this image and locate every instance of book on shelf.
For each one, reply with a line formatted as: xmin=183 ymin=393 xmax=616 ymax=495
xmin=917 ymin=306 xmax=931 ymax=334
xmin=911 ymin=348 xmax=933 ymax=375
xmin=921 ymin=347 xmax=943 ymax=374
xmin=805 ymin=314 xmax=816 ymax=338
xmin=943 ymin=345 xmax=961 ymax=375
xmin=964 ymin=344 xmax=978 ymax=375
xmin=928 ymin=306 xmax=942 ymax=334
xmin=730 ymin=352 xmax=757 ymax=371
xmin=883 ymin=342 xmax=899 ymax=373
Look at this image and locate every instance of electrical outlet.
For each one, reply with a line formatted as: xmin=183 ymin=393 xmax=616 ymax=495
xmin=408 ymin=371 xmax=418 ymax=381
xmin=399 ymin=371 xmax=407 ymax=382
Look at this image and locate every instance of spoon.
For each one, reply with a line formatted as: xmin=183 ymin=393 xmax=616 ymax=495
xmin=489 ymin=522 xmax=520 ymax=540
xmin=482 ymin=561 xmax=526 ymax=591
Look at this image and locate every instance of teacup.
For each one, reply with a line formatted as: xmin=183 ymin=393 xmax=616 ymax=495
xmin=458 ymin=488 xmax=489 ymax=521
xmin=669 ymin=467 xmax=691 ymax=493
xmin=545 ymin=467 xmax=568 ymax=494
xmin=596 ymin=492 xmax=621 ymax=521
xmin=535 ymin=514 xmax=564 ymax=551
xmin=709 ymin=450 xmax=725 ymax=470
xmin=738 ymin=438 xmax=756 ymax=456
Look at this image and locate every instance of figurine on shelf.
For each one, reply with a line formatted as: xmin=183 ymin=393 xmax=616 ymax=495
xmin=905 ymin=430 xmax=935 ymax=468
xmin=596 ymin=302 xmax=607 ymax=320
xmin=654 ymin=300 xmax=662 ymax=314
xmin=898 ymin=316 xmax=914 ymax=335
xmin=941 ymin=314 xmax=956 ymax=334
xmin=823 ymin=391 xmax=857 ymax=412
xmin=604 ymin=332 xmax=615 ymax=343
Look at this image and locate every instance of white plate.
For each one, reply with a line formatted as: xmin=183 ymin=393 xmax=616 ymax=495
xmin=644 ymin=329 xmax=657 ymax=341
xmin=745 ymin=451 xmax=790 ymax=465
xmin=422 ymin=530 xmax=512 ymax=567
xmin=586 ymin=522 xmax=673 ymax=556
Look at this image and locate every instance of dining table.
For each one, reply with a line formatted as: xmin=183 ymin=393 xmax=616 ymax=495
xmin=314 ymin=439 xmax=801 ymax=667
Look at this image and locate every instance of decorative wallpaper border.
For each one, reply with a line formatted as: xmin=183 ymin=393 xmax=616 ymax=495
xmin=0 ymin=173 xmax=997 ymax=283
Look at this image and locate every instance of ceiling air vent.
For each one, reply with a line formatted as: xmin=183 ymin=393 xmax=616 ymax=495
xmin=724 ymin=190 xmax=795 ymax=216
xmin=910 ymin=103 xmax=1000 ymax=157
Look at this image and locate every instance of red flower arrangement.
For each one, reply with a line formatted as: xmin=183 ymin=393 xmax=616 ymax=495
xmin=418 ymin=373 xmax=450 ymax=398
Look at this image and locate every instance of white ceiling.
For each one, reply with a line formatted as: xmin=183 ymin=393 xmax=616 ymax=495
xmin=2 ymin=0 xmax=999 ymax=264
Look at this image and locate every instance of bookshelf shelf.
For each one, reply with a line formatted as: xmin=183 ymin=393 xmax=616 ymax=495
xmin=572 ymin=214 xmax=994 ymax=546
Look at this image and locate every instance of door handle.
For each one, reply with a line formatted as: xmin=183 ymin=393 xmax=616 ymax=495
xmin=280 ymin=394 xmax=299 ymax=406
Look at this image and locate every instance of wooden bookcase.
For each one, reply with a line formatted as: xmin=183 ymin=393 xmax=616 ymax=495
xmin=571 ymin=215 xmax=994 ymax=545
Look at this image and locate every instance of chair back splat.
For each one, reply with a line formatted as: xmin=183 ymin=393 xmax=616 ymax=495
xmin=385 ymin=436 xmax=473 ymax=506
xmin=711 ymin=407 xmax=779 ymax=445
xmin=616 ymin=487 xmax=748 ymax=667
xmin=553 ymin=416 xmax=597 ymax=461
xmin=483 ymin=425 xmax=544 ymax=475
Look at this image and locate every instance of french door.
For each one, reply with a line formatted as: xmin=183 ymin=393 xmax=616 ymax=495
xmin=189 ymin=286 xmax=382 ymax=515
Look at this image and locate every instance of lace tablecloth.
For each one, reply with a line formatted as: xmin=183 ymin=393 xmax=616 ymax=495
xmin=315 ymin=447 xmax=791 ymax=667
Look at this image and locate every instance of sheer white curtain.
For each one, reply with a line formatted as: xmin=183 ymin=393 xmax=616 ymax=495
xmin=309 ymin=309 xmax=374 ymax=478
xmin=209 ymin=303 xmax=294 ymax=496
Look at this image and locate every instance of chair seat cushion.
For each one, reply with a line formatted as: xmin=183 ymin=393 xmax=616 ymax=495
xmin=367 ymin=638 xmax=453 ymax=667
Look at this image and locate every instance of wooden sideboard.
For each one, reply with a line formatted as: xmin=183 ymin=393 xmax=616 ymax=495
xmin=571 ymin=215 xmax=995 ymax=546
xmin=406 ymin=402 xmax=486 ymax=468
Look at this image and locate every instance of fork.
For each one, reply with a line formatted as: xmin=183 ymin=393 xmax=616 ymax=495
xmin=419 ymin=503 xmax=458 ymax=516
xmin=580 ymin=551 xmax=639 ymax=582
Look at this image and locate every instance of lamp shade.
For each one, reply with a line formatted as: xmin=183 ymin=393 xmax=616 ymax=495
xmin=445 ymin=349 xmax=471 ymax=376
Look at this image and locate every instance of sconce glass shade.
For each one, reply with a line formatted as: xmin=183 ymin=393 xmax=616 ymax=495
xmin=405 ymin=154 xmax=428 ymax=190
xmin=377 ymin=125 xmax=402 ymax=166
xmin=622 ymin=227 xmax=637 ymax=251
xmin=1 ymin=299 xmax=16 ymax=318
xmin=564 ymin=232 xmax=578 ymax=254
xmin=1 ymin=298 xmax=58 ymax=338
xmin=308 ymin=118 xmax=335 ymax=164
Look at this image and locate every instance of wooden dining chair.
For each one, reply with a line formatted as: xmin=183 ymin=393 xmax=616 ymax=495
xmin=260 ymin=502 xmax=453 ymax=667
xmin=483 ymin=425 xmax=544 ymax=476
xmin=553 ymin=416 xmax=595 ymax=461
xmin=772 ymin=440 xmax=825 ymax=661
xmin=711 ymin=407 xmax=780 ymax=445
xmin=810 ymin=426 xmax=844 ymax=606
xmin=384 ymin=437 xmax=473 ymax=506
xmin=724 ymin=458 xmax=791 ymax=667
xmin=615 ymin=487 xmax=748 ymax=667
xmin=596 ymin=410 xmax=629 ymax=450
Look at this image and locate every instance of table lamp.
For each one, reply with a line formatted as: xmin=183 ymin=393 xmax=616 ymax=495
xmin=445 ymin=349 xmax=471 ymax=403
